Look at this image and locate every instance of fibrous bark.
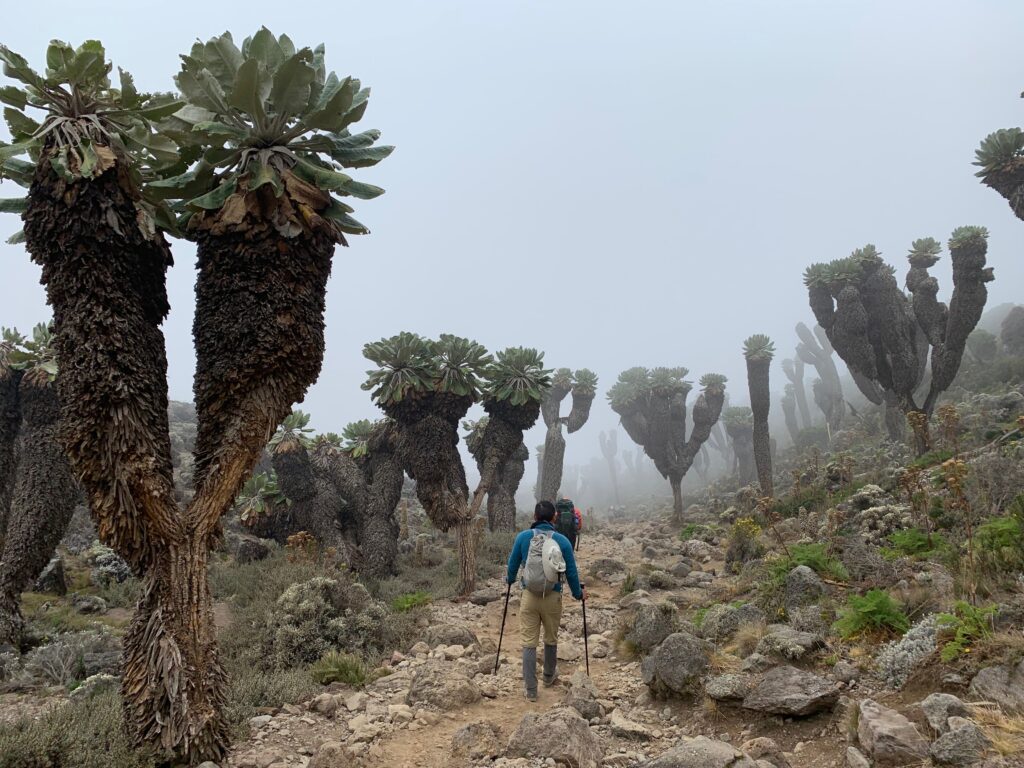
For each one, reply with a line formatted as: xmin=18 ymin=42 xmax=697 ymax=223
xmin=0 ymin=374 xmax=79 ymax=644
xmin=0 ymin=368 xmax=22 ymax=541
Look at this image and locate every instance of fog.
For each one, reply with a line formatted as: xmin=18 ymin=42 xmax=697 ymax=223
xmin=2 ymin=1 xmax=1023 ymax=500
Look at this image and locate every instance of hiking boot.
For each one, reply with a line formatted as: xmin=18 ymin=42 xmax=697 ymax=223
xmin=522 ymin=647 xmax=538 ymax=699
xmin=542 ymin=643 xmax=559 ymax=687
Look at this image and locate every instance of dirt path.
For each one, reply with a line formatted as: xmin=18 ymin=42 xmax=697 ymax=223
xmin=366 ymin=544 xmax=619 ymax=768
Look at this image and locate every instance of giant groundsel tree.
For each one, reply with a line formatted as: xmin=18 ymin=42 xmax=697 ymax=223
xmin=537 ymin=368 xmax=597 ymax=503
xmin=804 ymin=232 xmax=992 ymax=453
xmin=607 ymin=367 xmax=726 ymax=522
xmin=743 ymin=335 xmax=775 ymax=497
xmin=0 ymin=33 xmax=390 ymax=761
xmin=975 ymin=126 xmax=1024 ymax=221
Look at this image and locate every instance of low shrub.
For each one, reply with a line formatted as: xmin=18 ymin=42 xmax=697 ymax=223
xmin=911 ymin=449 xmax=954 ymax=469
xmin=620 ymin=572 xmax=637 ymax=596
xmin=765 ymin=542 xmax=849 ymax=584
xmin=223 ymin=664 xmax=318 ymax=737
xmin=882 ymin=528 xmax=949 ymax=560
xmin=833 ymin=589 xmax=909 ymax=639
xmin=0 ymin=689 xmax=156 ymax=768
xmin=309 ymin=651 xmax=368 ymax=686
xmin=937 ymin=601 xmax=999 ymax=662
xmin=391 ymin=591 xmax=432 ymax=613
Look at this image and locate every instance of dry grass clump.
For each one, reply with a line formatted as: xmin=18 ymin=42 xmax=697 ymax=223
xmin=968 ymin=704 xmax=1024 ymax=756
xmin=724 ymin=621 xmax=766 ymax=658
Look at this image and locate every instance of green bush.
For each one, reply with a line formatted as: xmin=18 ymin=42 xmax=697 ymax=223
xmin=679 ymin=523 xmax=716 ymax=542
xmin=391 ymin=591 xmax=432 ymax=612
xmin=882 ymin=528 xmax=949 ymax=560
xmin=309 ymin=651 xmax=368 ymax=686
xmin=911 ymin=449 xmax=954 ymax=469
xmin=936 ymin=601 xmax=998 ymax=662
xmin=833 ymin=589 xmax=909 ymax=639
xmin=768 ymin=543 xmax=849 ymax=582
xmin=0 ymin=689 xmax=156 ymax=768
xmin=771 ymin=486 xmax=829 ymax=518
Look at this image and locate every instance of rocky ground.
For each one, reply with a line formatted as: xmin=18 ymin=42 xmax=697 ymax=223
xmin=211 ymin=522 xmax=1021 ymax=768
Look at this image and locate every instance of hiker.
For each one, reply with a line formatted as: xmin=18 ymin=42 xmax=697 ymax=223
xmin=555 ymin=497 xmax=582 ymax=551
xmin=505 ymin=500 xmax=584 ymax=701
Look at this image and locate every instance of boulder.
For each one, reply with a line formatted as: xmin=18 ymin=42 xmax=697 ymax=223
xmin=451 ymin=721 xmax=503 ymax=760
xmin=424 ymin=623 xmax=478 ymax=649
xmin=704 ymin=673 xmax=754 ymax=702
xmin=639 ymin=736 xmax=758 ymax=768
xmin=699 ymin=603 xmax=765 ymax=643
xmin=929 ymin=720 xmax=992 ymax=766
xmin=506 ymin=706 xmax=603 ymax=768
xmin=619 ymin=590 xmax=654 ymax=609
xmin=783 ymin=565 xmax=825 ymax=610
xmin=590 ymin=558 xmax=628 ymax=580
xmin=565 ymin=670 xmax=602 ymax=720
xmin=33 ymin=556 xmax=67 ymax=596
xmin=832 ymin=661 xmax=859 ymax=684
xmin=232 ymin=535 xmax=271 ymax=564
xmin=968 ymin=660 xmax=1024 ymax=713
xmin=740 ymin=737 xmax=790 ymax=768
xmin=405 ymin=660 xmax=481 ymax=710
xmin=669 ymin=559 xmax=693 ymax=578
xmin=755 ymin=625 xmax=824 ymax=660
xmin=640 ymin=632 xmax=710 ymax=698
xmin=920 ymin=692 xmax=969 ymax=734
xmin=856 ymin=699 xmax=929 ymax=766
xmin=609 ymin=709 xmax=654 ymax=740
xmin=71 ymin=594 xmax=108 ymax=615
xmin=625 ymin=603 xmax=678 ymax=654
xmin=680 ymin=539 xmax=713 ymax=560
xmin=742 ymin=666 xmax=839 ymax=716
xmin=468 ymin=586 xmax=502 ymax=606
xmin=309 ymin=741 xmax=353 ymax=768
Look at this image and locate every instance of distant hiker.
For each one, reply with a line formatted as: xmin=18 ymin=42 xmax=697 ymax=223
xmin=506 ymin=500 xmax=584 ymax=701
xmin=555 ymin=497 xmax=582 ymax=551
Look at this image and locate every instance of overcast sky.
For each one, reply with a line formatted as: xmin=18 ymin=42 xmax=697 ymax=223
xmin=2 ymin=1 xmax=1023 ymax=480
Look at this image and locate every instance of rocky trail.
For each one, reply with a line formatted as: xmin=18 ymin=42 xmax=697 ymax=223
xmin=224 ymin=523 xmax=973 ymax=768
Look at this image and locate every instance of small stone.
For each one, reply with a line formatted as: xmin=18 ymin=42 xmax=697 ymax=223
xmin=248 ymin=715 xmax=272 ymax=728
xmin=845 ymin=747 xmax=870 ymax=768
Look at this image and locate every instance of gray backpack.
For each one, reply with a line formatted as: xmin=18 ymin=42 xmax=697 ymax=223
xmin=523 ymin=530 xmax=566 ymax=596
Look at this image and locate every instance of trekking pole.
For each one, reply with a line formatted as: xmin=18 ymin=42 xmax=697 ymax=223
xmin=493 ymin=580 xmax=512 ymax=675
xmin=581 ymin=582 xmax=590 ymax=676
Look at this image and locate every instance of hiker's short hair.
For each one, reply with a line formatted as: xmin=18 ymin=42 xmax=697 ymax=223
xmin=535 ymin=501 xmax=556 ymax=522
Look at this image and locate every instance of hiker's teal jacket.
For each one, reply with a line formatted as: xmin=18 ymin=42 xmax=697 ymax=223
xmin=506 ymin=522 xmax=583 ymax=599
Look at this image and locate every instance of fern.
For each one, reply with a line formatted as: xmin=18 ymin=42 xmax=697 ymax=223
xmin=833 ymin=590 xmax=909 ymax=639
xmin=936 ymin=601 xmax=998 ymax=662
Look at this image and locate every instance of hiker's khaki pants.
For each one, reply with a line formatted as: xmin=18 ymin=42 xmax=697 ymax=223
xmin=519 ymin=589 xmax=562 ymax=648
